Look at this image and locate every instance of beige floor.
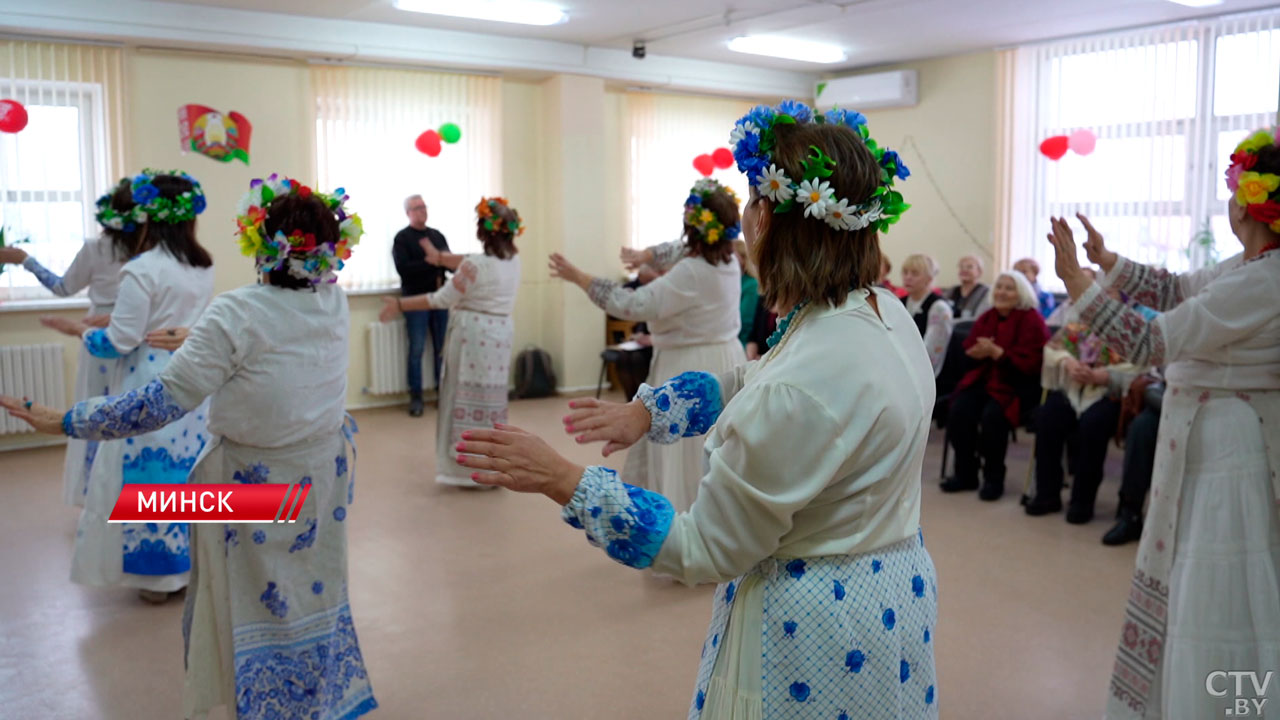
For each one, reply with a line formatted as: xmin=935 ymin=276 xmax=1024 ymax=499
xmin=0 ymin=393 xmax=1138 ymax=719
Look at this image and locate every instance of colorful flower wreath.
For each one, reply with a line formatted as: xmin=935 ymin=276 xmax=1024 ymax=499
xmin=730 ymin=100 xmax=909 ymax=233
xmin=476 ymin=196 xmax=525 ymax=237
xmin=1226 ymin=127 xmax=1280 ymax=234
xmin=94 ymin=183 xmax=136 ymax=233
xmin=235 ymin=174 xmax=364 ymax=285
xmin=126 ymin=169 xmax=207 ymax=225
xmin=683 ymin=178 xmax=741 ymax=245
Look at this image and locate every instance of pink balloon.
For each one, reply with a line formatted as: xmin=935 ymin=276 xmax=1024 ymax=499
xmin=1069 ymin=129 xmax=1097 ymax=156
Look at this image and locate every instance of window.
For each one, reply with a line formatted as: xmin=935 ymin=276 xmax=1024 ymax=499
xmin=311 ymin=65 xmax=502 ymax=291
xmin=998 ymin=10 xmax=1280 ymax=288
xmin=0 ymin=41 xmax=125 ymax=304
xmin=624 ymin=92 xmax=757 ymax=250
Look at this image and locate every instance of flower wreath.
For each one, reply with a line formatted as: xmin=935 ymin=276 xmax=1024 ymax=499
xmin=235 ymin=174 xmax=364 ymax=285
xmin=683 ymin=178 xmax=741 ymax=245
xmin=476 ymin=196 xmax=525 ymax=237
xmin=730 ymin=100 xmax=910 ymax=233
xmin=126 ymin=169 xmax=207 ymax=225
xmin=94 ymin=183 xmax=136 ymax=233
xmin=1226 ymin=127 xmax=1280 ymax=234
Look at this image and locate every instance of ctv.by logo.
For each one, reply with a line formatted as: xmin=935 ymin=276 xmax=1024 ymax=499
xmin=1206 ymin=671 xmax=1273 ymax=717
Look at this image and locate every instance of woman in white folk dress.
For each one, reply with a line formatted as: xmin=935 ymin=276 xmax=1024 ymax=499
xmin=456 ymin=102 xmax=940 ymax=719
xmin=0 ymin=179 xmax=138 ymax=506
xmin=381 ymin=196 xmax=523 ymax=489
xmin=30 ymin=170 xmax=214 ymax=603
xmin=1045 ymin=127 xmax=1280 ymax=720
xmin=547 ymin=178 xmax=746 ymax=513
xmin=4 ymin=174 xmax=378 ymax=720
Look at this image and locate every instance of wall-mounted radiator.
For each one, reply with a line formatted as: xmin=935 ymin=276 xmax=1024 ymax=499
xmin=366 ymin=321 xmax=434 ymax=395
xmin=0 ymin=344 xmax=66 ymax=435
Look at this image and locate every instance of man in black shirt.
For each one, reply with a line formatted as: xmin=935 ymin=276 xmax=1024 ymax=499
xmin=392 ymin=194 xmax=450 ymax=416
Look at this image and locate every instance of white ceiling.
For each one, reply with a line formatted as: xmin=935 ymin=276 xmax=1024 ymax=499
xmin=157 ymin=0 xmax=1280 ymax=71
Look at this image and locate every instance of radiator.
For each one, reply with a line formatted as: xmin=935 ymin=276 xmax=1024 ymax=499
xmin=0 ymin=344 xmax=66 ymax=435
xmin=366 ymin=321 xmax=435 ymax=395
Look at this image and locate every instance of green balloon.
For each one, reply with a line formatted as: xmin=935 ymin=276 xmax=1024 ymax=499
xmin=439 ymin=122 xmax=462 ymax=144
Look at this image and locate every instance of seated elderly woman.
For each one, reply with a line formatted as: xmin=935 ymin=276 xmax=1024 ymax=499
xmin=946 ymin=254 xmax=991 ymax=320
xmin=900 ymin=253 xmax=954 ymax=378
xmin=942 ymin=270 xmax=1048 ymax=500
xmin=1025 ymin=282 xmax=1141 ymax=522
xmin=451 ymin=103 xmax=940 ymax=719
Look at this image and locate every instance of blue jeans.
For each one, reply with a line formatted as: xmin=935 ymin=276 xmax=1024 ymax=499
xmin=404 ymin=309 xmax=448 ymax=396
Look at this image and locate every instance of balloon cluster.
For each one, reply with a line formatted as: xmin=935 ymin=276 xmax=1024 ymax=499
xmin=1040 ymin=129 xmax=1096 ymax=161
xmin=692 ymin=147 xmax=735 ymax=177
xmin=415 ymin=122 xmax=462 ymax=157
xmin=0 ymin=99 xmax=28 ymax=133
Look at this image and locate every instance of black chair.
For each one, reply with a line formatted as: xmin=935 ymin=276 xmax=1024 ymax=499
xmin=596 ymin=348 xmax=623 ymax=399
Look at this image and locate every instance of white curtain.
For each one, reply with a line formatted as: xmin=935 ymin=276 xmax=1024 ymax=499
xmin=311 ymin=64 xmax=502 ymax=291
xmin=995 ymin=9 xmax=1280 ymax=288
xmin=623 ymin=92 xmax=760 ymax=250
xmin=0 ymin=40 xmax=127 ymax=302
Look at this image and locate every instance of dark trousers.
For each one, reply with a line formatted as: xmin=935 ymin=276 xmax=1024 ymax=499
xmin=1034 ymin=390 xmax=1121 ymax=512
xmin=616 ymin=347 xmax=653 ymax=402
xmin=948 ymin=384 xmax=1011 ymax=485
xmin=1118 ymin=406 xmax=1160 ymax=515
xmin=404 ymin=309 xmax=448 ymax=397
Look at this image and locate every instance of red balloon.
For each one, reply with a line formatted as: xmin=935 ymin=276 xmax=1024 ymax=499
xmin=0 ymin=99 xmax=28 ymax=134
xmin=711 ymin=147 xmax=734 ymax=169
xmin=415 ymin=129 xmax=442 ymax=157
xmin=1039 ymin=135 xmax=1069 ymax=161
xmin=693 ymin=154 xmax=715 ymax=177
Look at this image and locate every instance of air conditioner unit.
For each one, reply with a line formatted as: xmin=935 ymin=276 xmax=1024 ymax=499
xmin=815 ymin=69 xmax=918 ymax=111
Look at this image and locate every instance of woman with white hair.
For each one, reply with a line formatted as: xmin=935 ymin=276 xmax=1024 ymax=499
xmin=946 ymin=254 xmax=991 ymax=319
xmin=941 ymin=270 xmax=1048 ymax=500
xmin=900 ymin=253 xmax=953 ymax=377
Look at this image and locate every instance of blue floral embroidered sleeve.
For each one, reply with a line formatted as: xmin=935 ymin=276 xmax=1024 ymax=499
xmin=21 ymin=257 xmax=70 ymax=295
xmin=635 ymin=371 xmax=723 ymax=444
xmin=561 ymin=466 xmax=675 ymax=570
xmin=63 ymin=379 xmax=190 ymax=440
xmin=82 ymin=328 xmax=123 ymax=359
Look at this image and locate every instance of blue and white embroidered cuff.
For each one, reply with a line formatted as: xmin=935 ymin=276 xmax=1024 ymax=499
xmin=561 ymin=466 xmax=674 ymax=570
xmin=64 ymin=379 xmax=190 ymax=441
xmin=22 ymin=257 xmax=67 ymax=295
xmin=83 ymin=328 xmax=123 ymax=359
xmin=635 ymin=371 xmax=723 ymax=444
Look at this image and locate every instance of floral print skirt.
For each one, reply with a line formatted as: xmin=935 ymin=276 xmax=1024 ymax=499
xmin=693 ymin=532 xmax=939 ymax=720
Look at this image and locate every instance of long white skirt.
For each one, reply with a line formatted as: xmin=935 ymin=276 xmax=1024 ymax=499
xmin=63 ymin=302 xmax=124 ymax=507
xmin=436 ymin=310 xmax=513 ymax=488
xmin=1156 ymin=397 xmax=1280 ymax=719
xmin=622 ymin=339 xmax=745 ymax=513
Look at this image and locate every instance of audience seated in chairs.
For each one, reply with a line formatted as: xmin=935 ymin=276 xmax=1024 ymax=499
xmin=900 ymin=253 xmax=954 ymax=379
xmin=942 ymin=270 xmax=1048 ymax=501
xmin=1103 ymin=370 xmax=1164 ymax=546
xmin=1026 ymin=281 xmax=1141 ymax=523
xmin=946 ymin=254 xmax=992 ymax=320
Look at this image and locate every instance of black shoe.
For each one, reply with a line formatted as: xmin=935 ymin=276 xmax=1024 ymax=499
xmin=941 ymin=476 xmax=979 ymax=493
xmin=1066 ymin=505 xmax=1094 ymax=525
xmin=1102 ymin=512 xmax=1144 ymax=546
xmin=978 ymin=480 xmax=1004 ymax=502
xmin=1024 ymin=497 xmax=1063 ymax=516
xmin=409 ymin=396 xmax=424 ymax=417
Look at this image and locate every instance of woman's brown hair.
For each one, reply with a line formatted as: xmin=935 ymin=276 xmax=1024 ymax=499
xmin=683 ymin=187 xmax=738 ymax=266
xmin=100 ymin=179 xmax=142 ymax=261
xmin=748 ymin=122 xmax=882 ymax=310
xmin=134 ymin=174 xmax=213 ymax=269
xmin=261 ymin=193 xmax=341 ymax=290
xmin=476 ymin=202 xmax=520 ymax=260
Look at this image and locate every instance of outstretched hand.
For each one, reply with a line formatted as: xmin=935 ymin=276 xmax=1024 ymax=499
xmin=0 ymin=395 xmax=64 ymax=434
xmin=548 ymin=253 xmax=589 ymax=288
xmin=1047 ymin=216 xmax=1091 ymax=301
xmin=1076 ymin=213 xmax=1118 ymax=273
xmin=620 ymin=246 xmax=652 ymax=272
xmin=145 ymin=327 xmax=189 ymax=351
xmin=455 ymin=424 xmax=585 ymax=505
xmin=562 ymin=397 xmax=651 ymax=457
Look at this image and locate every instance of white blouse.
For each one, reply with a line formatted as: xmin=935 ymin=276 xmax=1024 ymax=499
xmin=92 ymin=247 xmax=213 ymax=354
xmin=589 ymin=255 xmax=742 ymax=350
xmin=22 ymin=237 xmax=124 ymax=310
xmin=427 ymin=253 xmax=521 ymax=316
xmin=651 ymin=287 xmax=936 ymax=583
xmin=160 ymin=283 xmax=349 ymax=448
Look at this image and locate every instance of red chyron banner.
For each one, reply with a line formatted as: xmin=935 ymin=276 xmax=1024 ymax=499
xmin=107 ymin=484 xmax=310 ymax=524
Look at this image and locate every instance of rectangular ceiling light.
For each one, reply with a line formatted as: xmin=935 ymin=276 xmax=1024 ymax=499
xmin=728 ymin=36 xmax=847 ymax=64
xmin=393 ymin=0 xmax=567 ymax=26
xmin=1164 ymin=0 xmax=1224 ymax=6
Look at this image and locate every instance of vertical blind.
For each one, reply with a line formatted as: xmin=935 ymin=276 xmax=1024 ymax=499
xmin=312 ymin=64 xmax=502 ymax=291
xmin=624 ymin=92 xmax=758 ymax=250
xmin=0 ymin=40 xmax=127 ymax=301
xmin=995 ymin=9 xmax=1280 ymax=286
